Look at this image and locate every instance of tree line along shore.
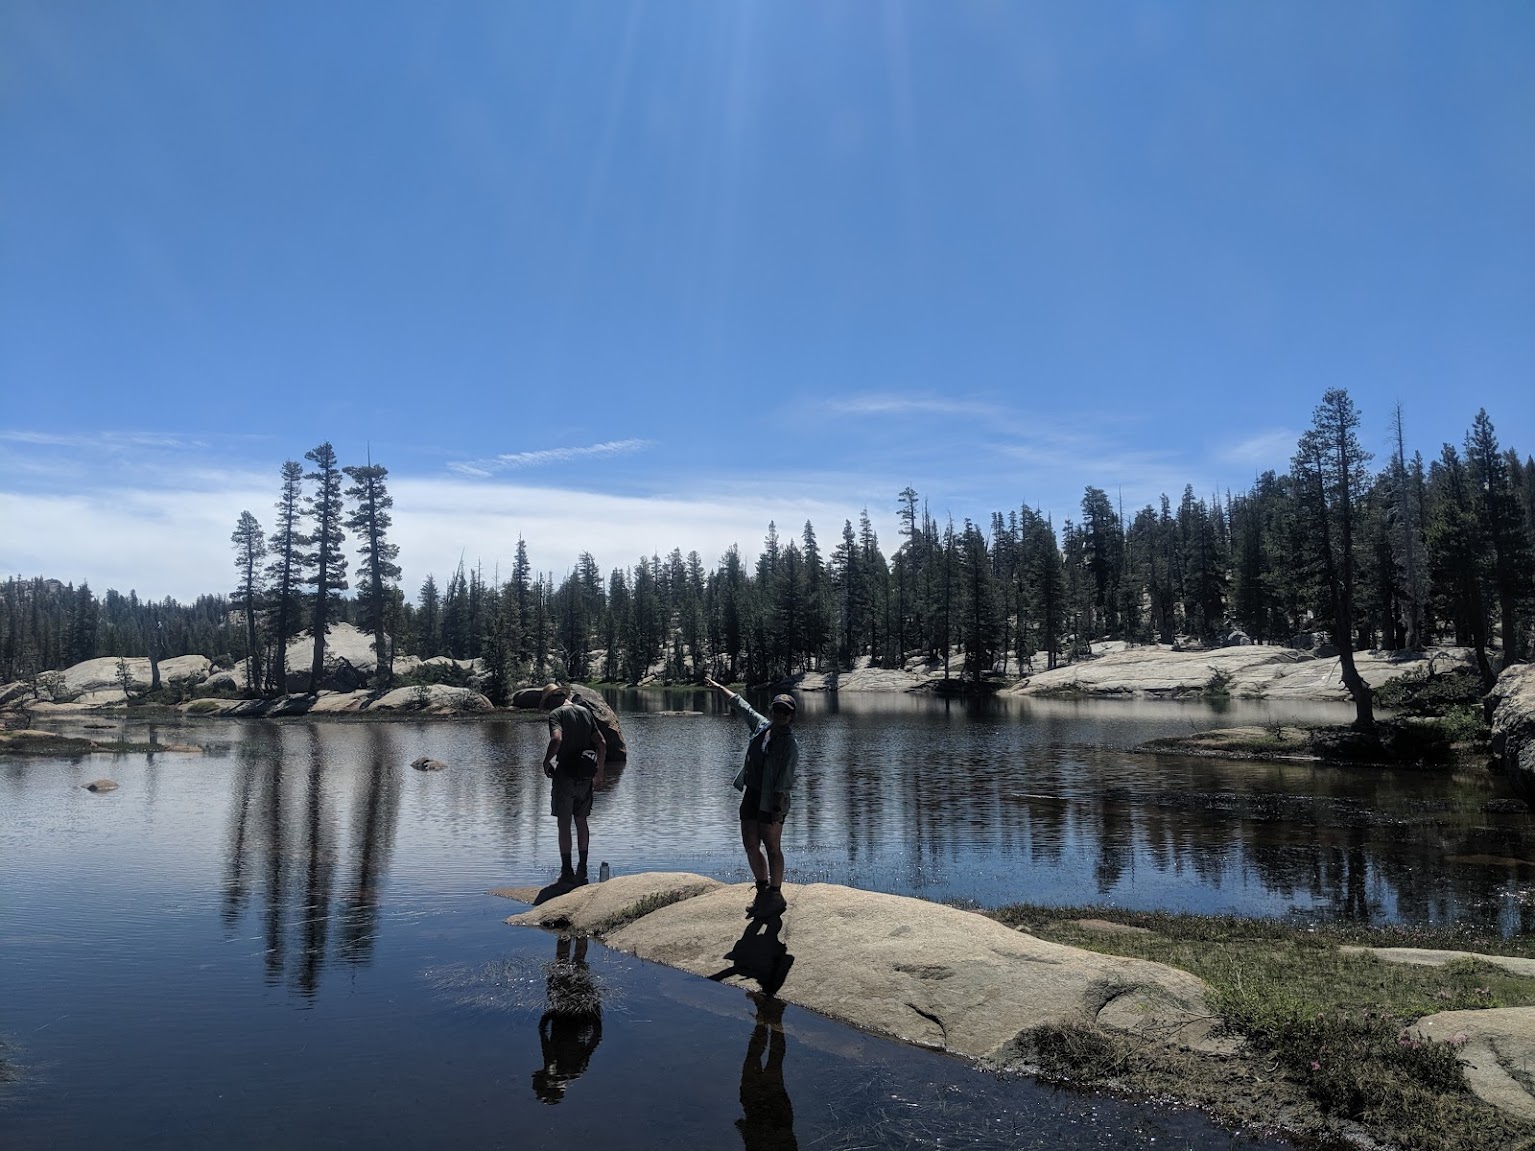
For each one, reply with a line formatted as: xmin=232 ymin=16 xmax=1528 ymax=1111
xmin=3 ymin=391 xmax=1532 ymax=732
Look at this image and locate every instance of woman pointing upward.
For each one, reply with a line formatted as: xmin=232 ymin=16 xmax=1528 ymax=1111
xmin=704 ymin=676 xmax=800 ymax=919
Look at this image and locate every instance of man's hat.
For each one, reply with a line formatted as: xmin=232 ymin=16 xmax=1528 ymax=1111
xmin=540 ymin=682 xmax=568 ymax=707
xmin=770 ymin=693 xmax=797 ymax=714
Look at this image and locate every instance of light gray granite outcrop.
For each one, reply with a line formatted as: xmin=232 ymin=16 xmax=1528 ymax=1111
xmin=504 ymin=874 xmax=1231 ymax=1063
xmin=1490 ymin=664 xmax=1535 ymax=781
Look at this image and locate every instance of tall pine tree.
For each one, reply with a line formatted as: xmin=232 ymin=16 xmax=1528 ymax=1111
xmin=304 ymin=442 xmax=349 ymax=686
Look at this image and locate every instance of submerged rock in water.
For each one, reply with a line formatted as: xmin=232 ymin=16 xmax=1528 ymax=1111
xmin=83 ymin=779 xmax=119 ymax=792
xmin=411 ymin=756 xmax=448 ymax=771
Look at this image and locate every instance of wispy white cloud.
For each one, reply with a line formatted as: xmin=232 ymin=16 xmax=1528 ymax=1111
xmin=1214 ymin=429 xmax=1298 ymax=470
xmin=821 ymin=394 xmax=1001 ymax=418
xmin=447 ymin=438 xmax=652 ymax=477
xmin=0 ymin=429 xmax=205 ymax=450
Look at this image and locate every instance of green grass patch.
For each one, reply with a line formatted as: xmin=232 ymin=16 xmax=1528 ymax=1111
xmin=590 ymin=885 xmax=711 ymax=934
xmin=989 ymin=903 xmax=1535 ymax=1151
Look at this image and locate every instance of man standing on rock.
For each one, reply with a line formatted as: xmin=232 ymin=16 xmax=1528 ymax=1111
xmin=540 ymin=683 xmax=606 ymax=885
xmin=704 ymin=676 xmax=799 ymax=918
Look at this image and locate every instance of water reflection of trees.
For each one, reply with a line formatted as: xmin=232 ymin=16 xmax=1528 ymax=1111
xmin=221 ymin=724 xmax=403 ymax=1000
xmin=822 ymin=730 xmax=1528 ymax=924
xmin=338 ymin=727 xmax=403 ymax=966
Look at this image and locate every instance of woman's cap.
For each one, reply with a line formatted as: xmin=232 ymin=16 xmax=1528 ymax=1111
xmin=770 ymin=693 xmax=797 ymax=713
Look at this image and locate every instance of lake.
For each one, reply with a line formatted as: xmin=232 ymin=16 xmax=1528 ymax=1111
xmin=2 ymin=689 xmax=1528 ymax=1149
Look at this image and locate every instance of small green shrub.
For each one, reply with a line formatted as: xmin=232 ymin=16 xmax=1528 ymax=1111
xmin=399 ymin=662 xmax=474 ymax=688
xmin=36 ymin=671 xmax=77 ymax=702
xmin=1438 ymin=703 xmax=1489 ymax=745
xmin=1376 ymin=666 xmax=1483 ymax=716
xmin=1203 ymin=666 xmax=1234 ymax=697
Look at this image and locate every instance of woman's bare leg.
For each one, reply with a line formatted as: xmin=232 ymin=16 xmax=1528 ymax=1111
xmin=740 ymin=820 xmax=768 ymax=882
xmin=759 ymin=820 xmax=785 ymax=887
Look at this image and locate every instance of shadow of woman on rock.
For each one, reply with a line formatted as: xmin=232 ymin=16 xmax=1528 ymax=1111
xmin=531 ymin=934 xmax=603 ymax=1104
xmin=709 ymin=912 xmax=795 ymax=998
xmin=736 ymin=991 xmax=798 ymax=1151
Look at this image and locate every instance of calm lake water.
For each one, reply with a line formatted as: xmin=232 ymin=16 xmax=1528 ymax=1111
xmin=3 ymin=690 xmax=1529 ymax=1149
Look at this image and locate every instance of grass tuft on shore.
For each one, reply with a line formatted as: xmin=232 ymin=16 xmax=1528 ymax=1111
xmin=989 ymin=904 xmax=1535 ymax=1151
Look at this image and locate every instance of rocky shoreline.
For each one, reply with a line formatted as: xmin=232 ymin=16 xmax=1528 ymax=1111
xmin=6 ymin=629 xmax=1534 ymax=792
xmin=497 ymin=872 xmax=1535 ymax=1144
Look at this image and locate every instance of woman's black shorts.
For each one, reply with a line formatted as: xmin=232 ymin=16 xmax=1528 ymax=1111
xmin=739 ymin=786 xmax=786 ymax=825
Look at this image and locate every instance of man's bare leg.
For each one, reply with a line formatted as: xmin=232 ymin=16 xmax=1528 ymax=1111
xmin=574 ymin=814 xmax=591 ymax=877
xmin=557 ymin=812 xmax=574 ymax=879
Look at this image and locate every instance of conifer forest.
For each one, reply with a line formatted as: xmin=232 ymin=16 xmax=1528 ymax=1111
xmin=5 ymin=392 xmax=1533 ymax=708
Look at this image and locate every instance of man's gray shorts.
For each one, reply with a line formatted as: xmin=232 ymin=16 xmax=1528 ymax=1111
xmin=550 ymin=774 xmax=593 ymax=820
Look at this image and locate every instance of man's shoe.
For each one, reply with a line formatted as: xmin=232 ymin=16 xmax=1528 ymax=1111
xmin=558 ymin=867 xmax=577 ymax=885
xmin=573 ymin=865 xmax=589 ymax=886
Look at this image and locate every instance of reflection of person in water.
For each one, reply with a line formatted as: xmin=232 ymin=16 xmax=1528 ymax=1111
xmin=531 ymin=934 xmax=603 ymax=1104
xmin=736 ymin=992 xmax=797 ymax=1151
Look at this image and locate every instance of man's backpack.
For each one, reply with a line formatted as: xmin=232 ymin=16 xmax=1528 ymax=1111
xmin=555 ymin=703 xmax=601 ymax=779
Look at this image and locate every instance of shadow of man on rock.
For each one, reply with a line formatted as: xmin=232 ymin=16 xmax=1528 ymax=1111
xmin=531 ymin=934 xmax=602 ymax=1104
xmin=735 ymin=991 xmax=798 ymax=1151
xmin=709 ymin=909 xmax=795 ymax=998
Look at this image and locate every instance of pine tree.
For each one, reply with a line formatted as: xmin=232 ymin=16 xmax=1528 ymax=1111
xmin=265 ymin=460 xmax=309 ymax=694
xmin=1465 ymin=410 xmax=1534 ymax=663
xmin=1292 ymin=389 xmax=1374 ymax=730
xmin=442 ymin=561 xmax=471 ymax=658
xmin=1387 ymin=405 xmax=1429 ymax=649
xmin=832 ymin=520 xmax=862 ymax=669
xmin=304 ymin=442 xmax=349 ymax=686
xmin=343 ymin=461 xmax=401 ymax=687
xmin=231 ymin=511 xmax=266 ymax=695
xmin=958 ymin=518 xmax=999 ymax=683
xmin=719 ymin=545 xmax=745 ymax=680
xmin=858 ymin=511 xmax=890 ymax=667
xmin=1426 ymin=445 xmax=1486 ymax=649
xmin=511 ymin=537 xmax=532 ymax=665
xmin=604 ymin=568 xmax=630 ymax=682
xmin=680 ymin=550 xmax=708 ymax=677
xmin=1029 ymin=513 xmax=1064 ymax=670
xmin=896 ymin=487 xmax=920 ymax=663
xmin=1079 ymin=487 xmax=1123 ymax=639
xmin=479 ymin=579 xmax=512 ymax=705
xmin=800 ymin=523 xmax=829 ymax=671
xmin=415 ymin=574 xmax=441 ymax=656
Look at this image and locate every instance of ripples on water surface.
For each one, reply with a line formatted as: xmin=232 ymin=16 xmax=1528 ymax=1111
xmin=2 ymin=689 xmax=1529 ymax=1148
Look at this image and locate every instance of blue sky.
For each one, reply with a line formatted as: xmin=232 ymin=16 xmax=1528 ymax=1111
xmin=3 ymin=2 xmax=1532 ymax=601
